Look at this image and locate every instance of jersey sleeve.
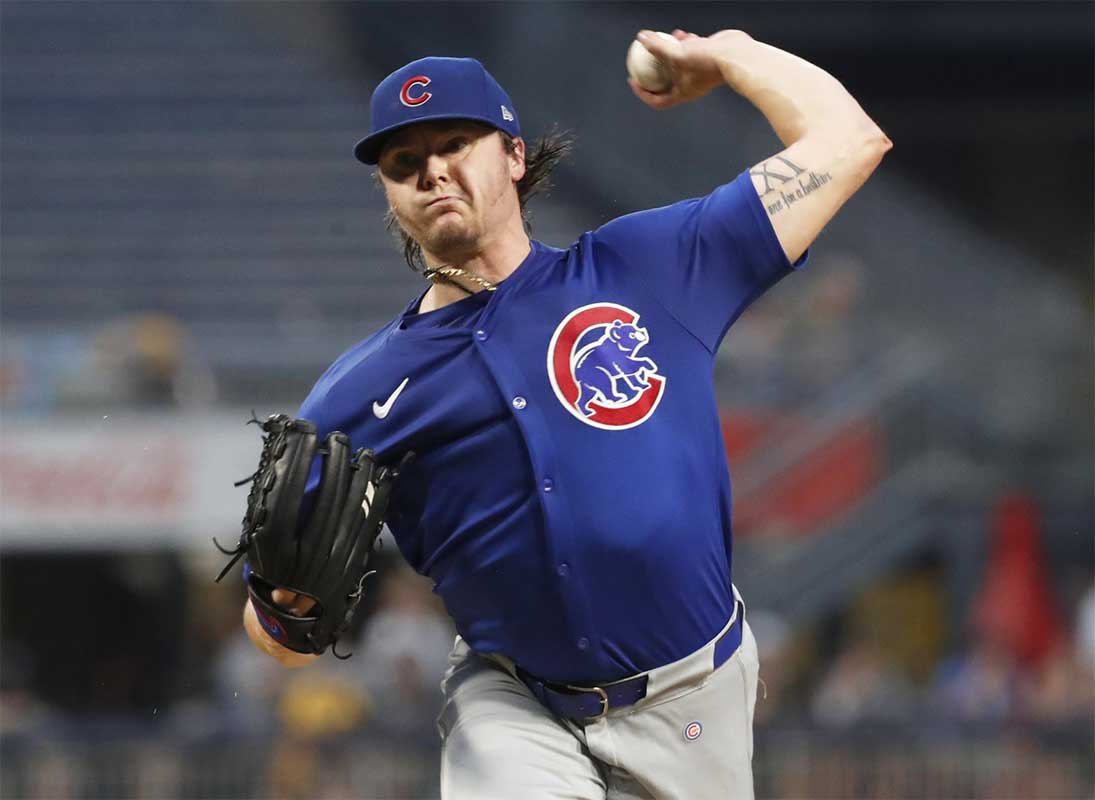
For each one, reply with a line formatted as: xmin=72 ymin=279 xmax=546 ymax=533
xmin=591 ymin=170 xmax=807 ymax=352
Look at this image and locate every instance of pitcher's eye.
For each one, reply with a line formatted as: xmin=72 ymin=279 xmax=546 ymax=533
xmin=443 ymin=137 xmax=468 ymax=154
xmin=380 ymin=151 xmax=420 ymax=179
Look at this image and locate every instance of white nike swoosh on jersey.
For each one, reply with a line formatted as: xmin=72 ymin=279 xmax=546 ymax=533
xmin=373 ymin=377 xmax=410 ymax=420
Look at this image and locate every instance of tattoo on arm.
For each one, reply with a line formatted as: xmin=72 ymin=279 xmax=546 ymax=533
xmin=749 ymin=156 xmax=833 ymax=217
xmin=750 ymin=156 xmax=805 ymax=193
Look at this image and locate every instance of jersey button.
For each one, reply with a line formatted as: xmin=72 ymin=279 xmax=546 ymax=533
xmin=512 ymin=396 xmax=527 ymax=410
xmin=542 ymin=478 xmax=554 ymax=492
xmin=475 ymin=329 xmax=488 ymax=342
xmin=577 ymin=637 xmax=590 ymax=650
xmin=556 ymin=562 xmax=569 ymax=577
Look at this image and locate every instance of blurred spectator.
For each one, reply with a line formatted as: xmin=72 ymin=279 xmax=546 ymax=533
xmin=212 ymin=628 xmax=287 ymax=735
xmin=1018 ymin=641 xmax=1094 ymax=723
xmin=256 ymin=567 xmax=450 ymax=800
xmin=356 ymin=564 xmax=455 ymax=736
xmin=929 ymin=632 xmax=1019 ymax=723
xmin=276 ymin=657 xmax=371 ymax=740
xmin=54 ymin=313 xmax=217 ymax=410
xmin=264 ymin=657 xmax=373 ymax=800
xmin=212 ymin=595 xmax=374 ymax=739
xmin=810 ymin=635 xmax=915 ymax=726
xmin=971 ymin=493 xmax=1065 ymax=671
xmin=848 ymin=569 xmax=948 ymax=684
xmin=1017 ymin=577 xmax=1095 ymax=723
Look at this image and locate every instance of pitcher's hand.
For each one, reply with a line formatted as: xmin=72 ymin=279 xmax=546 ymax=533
xmin=628 ymin=29 xmax=751 ymax=110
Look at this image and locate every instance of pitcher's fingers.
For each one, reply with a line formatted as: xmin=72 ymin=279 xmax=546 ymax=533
xmin=271 ymin=588 xmax=296 ymax=606
xmin=271 ymin=588 xmax=317 ymax=616
xmin=628 ymin=78 xmax=678 ymax=109
xmin=636 ymin=30 xmax=682 ymax=61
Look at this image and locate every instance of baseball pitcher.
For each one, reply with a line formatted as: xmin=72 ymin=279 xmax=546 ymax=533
xmin=221 ymin=27 xmax=891 ymax=799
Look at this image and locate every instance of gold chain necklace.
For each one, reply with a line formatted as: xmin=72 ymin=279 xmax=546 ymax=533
xmin=423 ymin=265 xmax=498 ymax=294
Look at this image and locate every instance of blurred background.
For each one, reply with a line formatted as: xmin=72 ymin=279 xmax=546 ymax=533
xmin=1 ymin=1 xmax=1091 ymax=798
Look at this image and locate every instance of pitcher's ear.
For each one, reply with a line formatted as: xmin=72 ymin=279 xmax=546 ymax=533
xmin=508 ymin=136 xmax=527 ymax=181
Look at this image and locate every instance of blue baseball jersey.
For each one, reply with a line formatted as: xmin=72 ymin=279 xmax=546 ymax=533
xmin=299 ymin=171 xmax=804 ymax=684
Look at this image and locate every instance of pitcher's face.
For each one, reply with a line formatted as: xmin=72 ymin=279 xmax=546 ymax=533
xmin=378 ymin=120 xmax=526 ymax=262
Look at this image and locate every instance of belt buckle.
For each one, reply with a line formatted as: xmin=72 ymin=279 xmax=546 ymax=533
xmin=567 ymin=684 xmax=609 ymax=721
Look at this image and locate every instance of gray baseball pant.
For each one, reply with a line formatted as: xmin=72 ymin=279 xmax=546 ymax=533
xmin=437 ymin=597 xmax=759 ymax=799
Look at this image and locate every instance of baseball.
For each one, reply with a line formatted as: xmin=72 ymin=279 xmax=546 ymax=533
xmin=627 ymin=36 xmax=673 ymax=93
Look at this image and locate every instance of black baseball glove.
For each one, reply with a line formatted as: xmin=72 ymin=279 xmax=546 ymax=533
xmin=215 ymin=414 xmax=412 ymax=658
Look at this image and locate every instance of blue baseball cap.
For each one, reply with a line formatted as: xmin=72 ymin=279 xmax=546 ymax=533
xmin=354 ymin=57 xmax=521 ymax=165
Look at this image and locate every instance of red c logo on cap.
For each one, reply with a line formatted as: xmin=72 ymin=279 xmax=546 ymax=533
xmin=400 ymin=76 xmax=432 ymax=107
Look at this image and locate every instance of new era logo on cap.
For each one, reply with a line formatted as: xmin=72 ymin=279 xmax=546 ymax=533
xmin=354 ymin=56 xmax=521 ymax=165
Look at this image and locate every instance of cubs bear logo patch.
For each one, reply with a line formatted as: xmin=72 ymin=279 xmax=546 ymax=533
xmin=547 ymin=303 xmax=666 ymax=430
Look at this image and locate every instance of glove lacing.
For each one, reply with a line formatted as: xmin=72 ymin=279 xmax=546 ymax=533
xmin=213 ymin=413 xmax=288 ymax=582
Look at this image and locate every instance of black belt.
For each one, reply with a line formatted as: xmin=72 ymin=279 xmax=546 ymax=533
xmin=516 ymin=601 xmax=744 ymax=722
